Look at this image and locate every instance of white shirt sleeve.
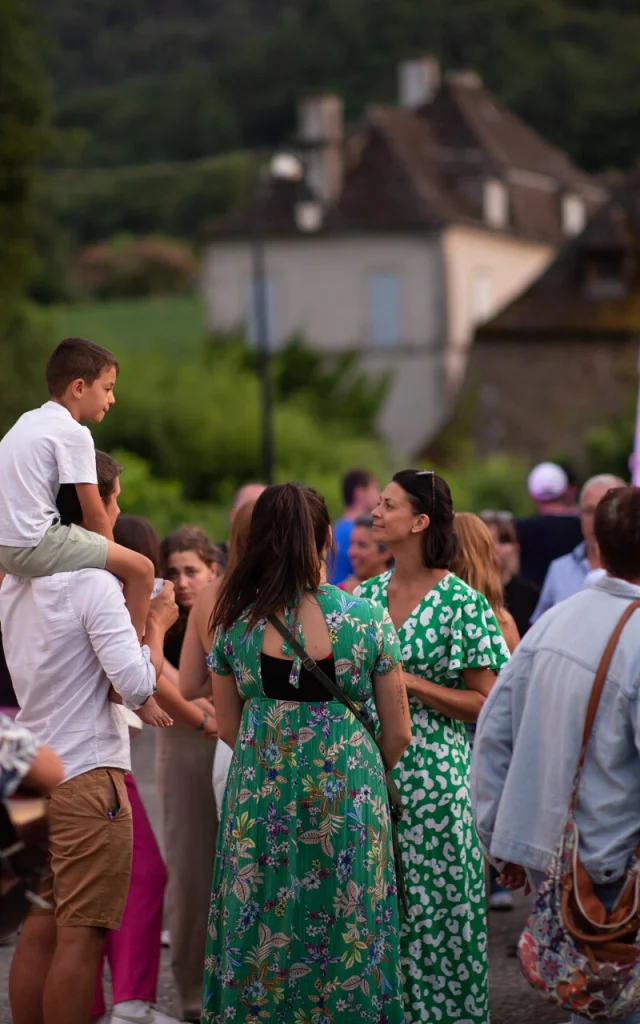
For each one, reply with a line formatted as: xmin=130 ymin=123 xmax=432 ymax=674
xmin=55 ymin=424 xmax=98 ymax=485
xmin=69 ymin=571 xmax=156 ymax=710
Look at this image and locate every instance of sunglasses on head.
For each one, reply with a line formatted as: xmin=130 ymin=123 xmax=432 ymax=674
xmin=414 ymin=470 xmax=436 ymax=511
xmin=479 ymin=510 xmax=514 ymax=523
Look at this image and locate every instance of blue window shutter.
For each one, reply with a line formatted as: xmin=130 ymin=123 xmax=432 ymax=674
xmin=247 ymin=278 xmax=278 ymax=348
xmin=370 ymin=274 xmax=401 ymax=346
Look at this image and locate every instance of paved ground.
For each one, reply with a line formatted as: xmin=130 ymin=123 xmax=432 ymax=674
xmin=0 ymin=729 xmax=567 ymax=1023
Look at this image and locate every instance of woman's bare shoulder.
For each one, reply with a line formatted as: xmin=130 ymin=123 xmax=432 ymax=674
xmin=194 ymin=577 xmax=222 ymax=646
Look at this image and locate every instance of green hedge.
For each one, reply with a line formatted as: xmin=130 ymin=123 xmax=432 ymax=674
xmin=37 ymin=151 xmax=256 ymax=245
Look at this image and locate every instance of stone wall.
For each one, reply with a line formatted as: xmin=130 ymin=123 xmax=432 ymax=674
xmin=464 ymin=335 xmax=640 ymax=461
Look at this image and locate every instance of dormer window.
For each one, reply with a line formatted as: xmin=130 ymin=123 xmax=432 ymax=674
xmin=483 ymin=179 xmax=509 ymax=229
xmin=583 ymin=248 xmax=628 ymax=300
xmin=562 ymin=194 xmax=586 ymax=236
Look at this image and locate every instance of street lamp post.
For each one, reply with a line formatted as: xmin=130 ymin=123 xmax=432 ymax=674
xmin=251 ymin=185 xmax=274 ymax=485
xmin=632 ymin=344 xmax=640 ymax=486
xmin=250 ymin=153 xmax=322 ymax=485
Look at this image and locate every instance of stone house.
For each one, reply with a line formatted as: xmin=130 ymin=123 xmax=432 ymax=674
xmin=463 ymin=170 xmax=640 ymax=462
xmin=201 ymin=58 xmax=605 ymax=455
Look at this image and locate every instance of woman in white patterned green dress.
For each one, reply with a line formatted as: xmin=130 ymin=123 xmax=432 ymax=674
xmin=357 ymin=470 xmax=510 ymax=1023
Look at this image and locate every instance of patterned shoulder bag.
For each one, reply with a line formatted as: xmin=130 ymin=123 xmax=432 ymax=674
xmin=267 ymin=614 xmax=409 ymax=920
xmin=519 ymin=599 xmax=640 ymax=1019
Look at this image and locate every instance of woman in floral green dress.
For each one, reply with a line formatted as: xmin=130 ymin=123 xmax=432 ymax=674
xmin=357 ymin=470 xmax=510 ymax=1024
xmin=199 ymin=483 xmax=412 ymax=1024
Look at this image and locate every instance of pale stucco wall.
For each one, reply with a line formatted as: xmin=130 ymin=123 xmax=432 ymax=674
xmin=201 ymin=234 xmax=448 ymax=454
xmin=441 ymin=226 xmax=555 ymax=391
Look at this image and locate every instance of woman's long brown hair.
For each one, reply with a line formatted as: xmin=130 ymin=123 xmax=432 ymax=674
xmin=452 ymin=512 xmax=505 ymax=617
xmin=226 ymin=499 xmax=257 ymax=575
xmin=210 ymin=483 xmax=331 ymax=634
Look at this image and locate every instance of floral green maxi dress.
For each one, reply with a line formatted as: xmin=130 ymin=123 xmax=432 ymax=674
xmin=203 ymin=585 xmax=406 ymax=1024
xmin=357 ymin=572 xmax=510 ymax=1024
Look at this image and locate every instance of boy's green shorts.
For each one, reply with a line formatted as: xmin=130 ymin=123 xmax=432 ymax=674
xmin=0 ymin=522 xmax=109 ymax=577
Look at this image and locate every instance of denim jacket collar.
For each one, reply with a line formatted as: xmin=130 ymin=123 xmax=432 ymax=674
xmin=592 ymin=574 xmax=640 ymax=602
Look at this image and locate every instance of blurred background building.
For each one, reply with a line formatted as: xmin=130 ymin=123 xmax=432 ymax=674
xmin=202 ymin=58 xmax=605 ymax=455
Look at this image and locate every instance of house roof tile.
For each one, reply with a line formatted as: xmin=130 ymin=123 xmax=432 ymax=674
xmin=206 ymin=72 xmax=605 ymax=243
xmin=476 ymin=170 xmax=640 ymax=339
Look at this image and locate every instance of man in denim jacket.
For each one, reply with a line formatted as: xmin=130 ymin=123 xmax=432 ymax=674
xmin=472 ymin=484 xmax=640 ymax=1024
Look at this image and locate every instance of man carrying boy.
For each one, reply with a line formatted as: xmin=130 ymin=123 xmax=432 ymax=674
xmin=1 ymin=452 xmax=179 ymax=1024
xmin=0 ymin=336 xmax=153 ymax=639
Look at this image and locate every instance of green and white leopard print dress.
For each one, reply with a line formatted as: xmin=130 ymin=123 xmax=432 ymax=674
xmin=357 ymin=571 xmax=510 ymax=1023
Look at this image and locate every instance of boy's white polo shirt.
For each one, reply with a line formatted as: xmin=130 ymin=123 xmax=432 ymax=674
xmin=0 ymin=401 xmax=97 ymax=547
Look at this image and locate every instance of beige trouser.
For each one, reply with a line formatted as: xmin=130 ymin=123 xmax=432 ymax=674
xmin=156 ymin=724 xmax=217 ymax=1020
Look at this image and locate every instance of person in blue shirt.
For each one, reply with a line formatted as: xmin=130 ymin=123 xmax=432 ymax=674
xmin=531 ymin=473 xmax=625 ymax=622
xmin=329 ymin=469 xmax=379 ymax=585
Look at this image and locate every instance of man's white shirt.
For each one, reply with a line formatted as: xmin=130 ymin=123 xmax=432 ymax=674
xmin=0 ymin=569 xmax=156 ymax=782
xmin=0 ymin=401 xmax=97 ymax=547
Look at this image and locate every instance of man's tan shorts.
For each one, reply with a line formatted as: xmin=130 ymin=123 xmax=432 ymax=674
xmin=32 ymin=767 xmax=133 ymax=930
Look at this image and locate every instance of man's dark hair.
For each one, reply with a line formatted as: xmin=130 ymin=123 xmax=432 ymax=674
xmin=393 ymin=469 xmax=456 ymax=569
xmin=57 ymin=451 xmax=122 ymax=526
xmin=342 ymin=469 xmax=373 ymax=508
xmin=46 ymin=337 xmax=119 ymax=398
xmin=558 ymin=461 xmax=580 ymax=490
xmin=594 ymin=486 xmax=640 ymax=580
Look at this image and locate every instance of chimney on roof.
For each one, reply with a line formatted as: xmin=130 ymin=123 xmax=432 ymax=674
xmin=297 ymin=95 xmax=344 ymax=208
xmin=398 ymin=57 xmax=441 ymax=109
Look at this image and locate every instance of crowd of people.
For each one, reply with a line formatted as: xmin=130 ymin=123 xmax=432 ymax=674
xmin=0 ymin=337 xmax=639 ymax=1024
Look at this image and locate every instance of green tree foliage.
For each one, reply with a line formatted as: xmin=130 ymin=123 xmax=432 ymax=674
xmin=0 ymin=0 xmax=49 ymax=297
xmin=111 ymin=449 xmax=229 ymax=541
xmin=0 ymin=0 xmax=53 ymax=427
xmin=37 ymin=152 xmax=256 ymax=245
xmin=253 ymin=335 xmax=389 ymax=435
xmin=92 ymin=338 xmax=391 ymax=514
xmin=34 ymin=0 xmax=640 ymax=173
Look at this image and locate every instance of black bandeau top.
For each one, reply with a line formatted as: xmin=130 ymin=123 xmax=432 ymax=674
xmin=260 ymin=652 xmax=336 ymax=702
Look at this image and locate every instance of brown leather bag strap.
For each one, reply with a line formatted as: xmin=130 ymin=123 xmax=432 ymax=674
xmin=575 ymin=600 xmax=640 ymax=784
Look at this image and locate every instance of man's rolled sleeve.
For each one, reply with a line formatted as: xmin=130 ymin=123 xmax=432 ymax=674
xmin=71 ymin=571 xmax=156 ymax=710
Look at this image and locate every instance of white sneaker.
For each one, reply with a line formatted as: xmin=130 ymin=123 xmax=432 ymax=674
xmin=160 ymin=929 xmax=171 ymax=948
xmin=110 ymin=1004 xmax=182 ymax=1024
xmin=145 ymin=1011 xmax=182 ymax=1024
xmin=489 ymin=890 xmax=514 ymax=911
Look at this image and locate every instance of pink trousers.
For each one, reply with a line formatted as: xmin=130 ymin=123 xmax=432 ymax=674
xmin=92 ymin=773 xmax=167 ymax=1018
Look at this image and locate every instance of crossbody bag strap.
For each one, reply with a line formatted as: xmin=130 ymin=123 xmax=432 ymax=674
xmin=570 ymin=599 xmax=640 ymax=811
xmin=267 ymin=614 xmax=409 ymax=918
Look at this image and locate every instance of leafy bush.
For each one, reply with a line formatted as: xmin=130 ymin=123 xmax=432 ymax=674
xmin=253 ymin=335 xmax=389 ymax=436
xmin=0 ymin=302 xmax=52 ymax=436
xmin=583 ymin=396 xmax=636 ymax=482
xmin=92 ymin=338 xmax=391 ymax=510
xmin=72 ymin=236 xmax=197 ymax=299
xmin=113 ymin=449 xmax=228 ymax=540
xmin=434 ymin=454 xmax=534 ymax=517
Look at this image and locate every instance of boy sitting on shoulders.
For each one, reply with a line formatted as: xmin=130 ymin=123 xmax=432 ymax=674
xmin=0 ymin=337 xmax=153 ymax=640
